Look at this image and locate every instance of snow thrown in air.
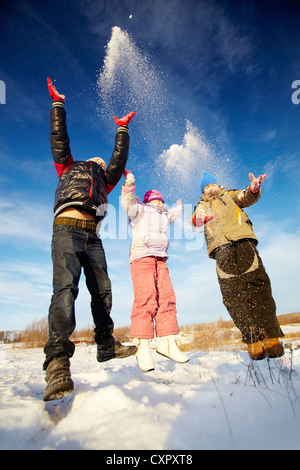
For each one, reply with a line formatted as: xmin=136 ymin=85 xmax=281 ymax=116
xmin=96 ymin=26 xmax=233 ymax=199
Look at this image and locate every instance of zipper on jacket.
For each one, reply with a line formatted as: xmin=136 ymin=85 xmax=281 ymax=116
xmin=88 ymin=162 xmax=93 ymax=198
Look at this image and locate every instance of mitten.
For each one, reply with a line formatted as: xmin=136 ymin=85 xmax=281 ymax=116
xmin=124 ymin=169 xmax=135 ymax=187
xmin=248 ymin=173 xmax=267 ymax=194
xmin=47 ymin=77 xmax=65 ymax=107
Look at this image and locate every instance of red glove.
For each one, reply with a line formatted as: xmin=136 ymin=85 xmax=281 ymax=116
xmin=114 ymin=112 xmax=136 ymax=126
xmin=248 ymin=173 xmax=267 ymax=194
xmin=193 ymin=208 xmax=214 ymax=227
xmin=47 ymin=77 xmax=65 ymax=102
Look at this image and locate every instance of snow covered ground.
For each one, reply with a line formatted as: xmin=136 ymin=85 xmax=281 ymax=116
xmin=0 ymin=337 xmax=300 ymax=451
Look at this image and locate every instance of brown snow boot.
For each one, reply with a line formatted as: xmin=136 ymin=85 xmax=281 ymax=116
xmin=44 ymin=355 xmax=74 ymax=401
xmin=263 ymin=338 xmax=284 ymax=358
xmin=247 ymin=341 xmax=266 ymax=360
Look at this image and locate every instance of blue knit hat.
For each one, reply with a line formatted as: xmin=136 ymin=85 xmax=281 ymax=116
xmin=201 ymin=172 xmax=219 ymax=193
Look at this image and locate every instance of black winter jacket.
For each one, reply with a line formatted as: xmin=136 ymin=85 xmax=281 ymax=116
xmin=50 ymin=106 xmax=130 ymax=220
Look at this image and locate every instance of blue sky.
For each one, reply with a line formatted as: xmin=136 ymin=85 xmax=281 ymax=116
xmin=0 ymin=0 xmax=299 ymax=332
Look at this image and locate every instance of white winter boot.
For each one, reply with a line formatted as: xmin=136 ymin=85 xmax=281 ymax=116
xmin=156 ymin=335 xmax=189 ymax=363
xmin=132 ymin=338 xmax=155 ymax=372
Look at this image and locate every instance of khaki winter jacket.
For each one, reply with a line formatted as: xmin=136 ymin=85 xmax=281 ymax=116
xmin=192 ymin=187 xmax=261 ymax=258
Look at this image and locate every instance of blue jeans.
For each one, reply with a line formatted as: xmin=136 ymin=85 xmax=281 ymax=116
xmin=43 ymin=224 xmax=114 ymax=369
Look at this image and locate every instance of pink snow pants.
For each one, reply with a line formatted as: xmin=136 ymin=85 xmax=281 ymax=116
xmin=130 ymin=256 xmax=179 ymax=339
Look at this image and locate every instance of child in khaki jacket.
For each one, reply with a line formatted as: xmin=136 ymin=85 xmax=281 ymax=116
xmin=192 ymin=171 xmax=284 ymax=360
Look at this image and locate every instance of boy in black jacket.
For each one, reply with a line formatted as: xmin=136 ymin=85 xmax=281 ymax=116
xmin=43 ymin=78 xmax=137 ymax=401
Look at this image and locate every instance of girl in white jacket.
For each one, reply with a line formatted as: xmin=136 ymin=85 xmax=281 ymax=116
xmin=121 ymin=170 xmax=189 ymax=371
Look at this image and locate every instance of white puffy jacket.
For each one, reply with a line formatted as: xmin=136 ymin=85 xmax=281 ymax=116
xmin=121 ymin=184 xmax=181 ymax=263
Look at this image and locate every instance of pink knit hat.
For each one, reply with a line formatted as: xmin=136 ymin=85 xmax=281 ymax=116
xmin=143 ymin=190 xmax=164 ymax=204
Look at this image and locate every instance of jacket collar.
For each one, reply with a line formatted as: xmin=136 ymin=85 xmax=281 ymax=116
xmin=146 ymin=202 xmax=168 ymax=213
xmin=201 ymin=187 xmax=226 ymax=202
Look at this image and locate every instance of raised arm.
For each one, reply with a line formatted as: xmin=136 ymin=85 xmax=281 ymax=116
xmin=47 ymin=77 xmax=73 ymax=177
xmin=168 ymin=199 xmax=183 ymax=225
xmin=120 ymin=170 xmax=143 ymax=222
xmin=232 ymin=173 xmax=267 ymax=208
xmin=105 ymin=112 xmax=136 ymax=194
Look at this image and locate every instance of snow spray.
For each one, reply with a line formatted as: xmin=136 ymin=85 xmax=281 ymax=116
xmin=155 ymin=119 xmax=234 ymax=204
xmin=97 ymin=26 xmax=234 ymax=202
xmin=96 ymin=27 xmax=170 ymax=144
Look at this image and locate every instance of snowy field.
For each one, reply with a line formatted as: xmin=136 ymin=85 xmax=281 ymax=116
xmin=0 ymin=337 xmax=300 ymax=451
